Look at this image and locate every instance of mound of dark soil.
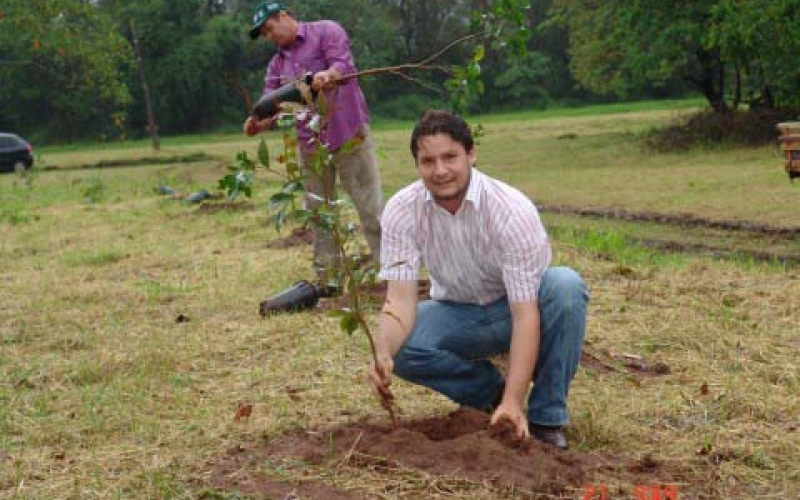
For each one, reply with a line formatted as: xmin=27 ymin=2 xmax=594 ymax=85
xmin=645 ymin=109 xmax=798 ymax=152
xmin=208 ymin=408 xmax=691 ymax=499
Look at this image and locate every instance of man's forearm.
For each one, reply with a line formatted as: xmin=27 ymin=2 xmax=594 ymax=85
xmin=504 ymin=302 xmax=541 ymax=406
xmin=377 ymin=304 xmax=413 ymax=357
xmin=376 ymin=280 xmax=419 ymax=359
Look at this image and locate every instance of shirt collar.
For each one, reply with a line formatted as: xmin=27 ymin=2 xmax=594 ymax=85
xmin=295 ymin=22 xmax=307 ymax=41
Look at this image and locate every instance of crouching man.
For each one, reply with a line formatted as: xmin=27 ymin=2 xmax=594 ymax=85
xmin=368 ymin=110 xmax=588 ymax=449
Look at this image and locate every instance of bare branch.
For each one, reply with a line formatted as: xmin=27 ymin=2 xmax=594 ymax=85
xmin=336 ymin=32 xmax=480 ymax=84
xmin=387 ymin=70 xmax=448 ymax=97
xmin=417 ymin=32 xmax=481 ymax=67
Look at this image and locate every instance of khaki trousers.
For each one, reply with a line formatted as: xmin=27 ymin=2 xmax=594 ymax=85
xmin=299 ymin=125 xmax=383 ymax=283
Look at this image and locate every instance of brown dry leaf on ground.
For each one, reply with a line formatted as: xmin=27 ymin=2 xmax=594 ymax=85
xmin=234 ymin=403 xmax=253 ymax=421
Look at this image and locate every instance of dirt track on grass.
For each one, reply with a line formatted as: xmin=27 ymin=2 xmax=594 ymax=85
xmin=539 ymin=204 xmax=800 ymax=265
xmin=537 ymin=204 xmax=800 ymax=237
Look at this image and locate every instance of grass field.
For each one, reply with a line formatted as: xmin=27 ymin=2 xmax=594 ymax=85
xmin=1 ymin=101 xmax=799 ymax=499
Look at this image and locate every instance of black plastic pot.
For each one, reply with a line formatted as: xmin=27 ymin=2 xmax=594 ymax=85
xmin=252 ymin=73 xmax=315 ymax=120
xmin=185 ymin=189 xmax=210 ymax=203
xmin=259 ymin=280 xmax=321 ymax=315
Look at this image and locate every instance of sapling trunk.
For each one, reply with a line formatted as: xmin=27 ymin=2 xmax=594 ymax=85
xmin=322 ymin=196 xmax=399 ymax=427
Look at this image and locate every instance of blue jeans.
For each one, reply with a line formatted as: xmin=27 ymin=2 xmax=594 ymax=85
xmin=393 ymin=267 xmax=588 ymax=426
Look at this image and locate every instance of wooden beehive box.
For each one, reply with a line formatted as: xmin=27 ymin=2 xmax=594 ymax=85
xmin=776 ymin=121 xmax=800 ymax=180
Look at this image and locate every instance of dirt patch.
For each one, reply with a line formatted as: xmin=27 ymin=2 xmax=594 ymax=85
xmin=637 ymin=238 xmax=800 ymax=266
xmin=44 ymin=152 xmax=217 ymax=171
xmin=208 ymin=407 xmax=693 ymax=499
xmin=539 ymin=204 xmax=800 ymax=265
xmin=206 ymin=461 xmax=358 ymax=500
xmin=580 ymin=350 xmax=671 ymax=377
xmin=538 ymin=204 xmax=800 ymax=237
xmin=267 ymin=227 xmax=315 ymax=248
xmin=196 ymin=201 xmax=255 ymax=214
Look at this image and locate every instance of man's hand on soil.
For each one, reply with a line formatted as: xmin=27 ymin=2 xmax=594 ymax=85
xmin=490 ymin=401 xmax=530 ymax=440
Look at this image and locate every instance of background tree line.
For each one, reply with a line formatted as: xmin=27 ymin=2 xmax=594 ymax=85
xmin=1 ymin=0 xmax=798 ymax=144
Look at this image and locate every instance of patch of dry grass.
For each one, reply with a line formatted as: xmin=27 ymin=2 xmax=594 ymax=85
xmin=2 ymin=107 xmax=798 ymax=498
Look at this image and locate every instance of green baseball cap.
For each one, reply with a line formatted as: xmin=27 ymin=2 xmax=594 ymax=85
xmin=249 ymin=2 xmax=288 ymax=39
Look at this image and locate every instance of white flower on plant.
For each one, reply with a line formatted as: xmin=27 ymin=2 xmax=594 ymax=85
xmin=308 ymin=114 xmax=322 ymax=133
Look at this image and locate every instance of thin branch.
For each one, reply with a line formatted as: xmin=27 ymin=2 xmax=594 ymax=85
xmin=336 ymin=32 xmax=480 ymax=84
xmin=263 ymin=166 xmax=290 ymax=180
xmin=417 ymin=32 xmax=481 ymax=66
xmin=227 ymin=73 xmax=254 ymax=113
xmin=386 ymin=69 xmax=450 ymax=97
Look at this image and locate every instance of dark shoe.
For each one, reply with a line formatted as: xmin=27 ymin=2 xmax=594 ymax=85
xmin=259 ymin=280 xmax=322 ymax=316
xmin=530 ymin=424 xmax=568 ymax=450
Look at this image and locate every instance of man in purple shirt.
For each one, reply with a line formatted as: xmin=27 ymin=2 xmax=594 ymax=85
xmin=244 ymin=2 xmax=383 ymax=303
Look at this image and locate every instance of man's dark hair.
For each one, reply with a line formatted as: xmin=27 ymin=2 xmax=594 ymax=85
xmin=410 ymin=110 xmax=474 ymax=159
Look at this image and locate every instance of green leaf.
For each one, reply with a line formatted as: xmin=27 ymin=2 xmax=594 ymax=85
xmin=258 ymin=138 xmax=270 ymax=168
xmin=327 ymin=308 xmax=350 ymax=318
xmin=285 ymin=160 xmax=300 ymax=179
xmin=338 ymin=136 xmax=363 ymax=155
xmin=351 ymin=268 xmax=364 ymax=287
xmin=283 ymin=181 xmax=303 ymax=194
xmin=269 ymin=192 xmax=295 ymax=205
xmin=234 ymin=151 xmax=256 ymax=171
xmin=339 ymin=311 xmax=359 ymax=335
xmin=294 ymin=209 xmax=312 ymax=224
xmin=273 ymin=209 xmax=287 ymax=231
xmin=218 ymin=174 xmax=235 ymax=190
xmin=473 ymin=44 xmax=486 ymax=62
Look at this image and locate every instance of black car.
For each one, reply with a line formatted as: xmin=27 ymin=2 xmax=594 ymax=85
xmin=0 ymin=133 xmax=34 ymax=172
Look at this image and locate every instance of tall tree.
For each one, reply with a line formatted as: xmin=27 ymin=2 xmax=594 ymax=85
xmin=707 ymin=0 xmax=800 ymax=109
xmin=97 ymin=0 xmax=252 ymax=135
xmin=551 ymin=0 xmax=800 ymax=112
xmin=0 ymin=0 xmax=132 ymax=141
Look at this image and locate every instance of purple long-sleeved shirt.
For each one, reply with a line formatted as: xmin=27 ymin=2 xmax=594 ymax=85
xmin=263 ymin=20 xmax=370 ymax=152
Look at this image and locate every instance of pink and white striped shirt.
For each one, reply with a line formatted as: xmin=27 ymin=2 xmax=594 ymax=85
xmin=379 ymin=168 xmax=551 ymax=305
